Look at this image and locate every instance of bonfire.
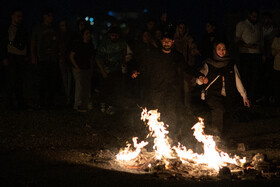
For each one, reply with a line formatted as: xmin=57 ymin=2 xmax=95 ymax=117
xmin=115 ymin=108 xmax=246 ymax=177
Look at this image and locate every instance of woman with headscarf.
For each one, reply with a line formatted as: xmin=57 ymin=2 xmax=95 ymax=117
xmin=197 ymin=42 xmax=250 ymax=137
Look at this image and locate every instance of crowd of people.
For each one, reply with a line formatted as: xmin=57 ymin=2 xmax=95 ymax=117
xmin=1 ymin=7 xmax=280 ymax=142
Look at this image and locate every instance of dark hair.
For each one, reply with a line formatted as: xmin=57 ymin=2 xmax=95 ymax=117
xmin=43 ymin=8 xmax=54 ymax=16
xmin=162 ymin=30 xmax=174 ymax=39
xmin=81 ymin=28 xmax=91 ymax=36
xmin=248 ymin=8 xmax=259 ymax=15
xmin=206 ymin=20 xmax=217 ymax=28
xmin=146 ymin=17 xmax=156 ymax=24
xmin=262 ymin=12 xmax=272 ymax=19
xmin=176 ymin=20 xmax=187 ymax=26
xmin=11 ymin=8 xmax=23 ymax=15
xmin=76 ymin=18 xmax=85 ymax=25
xmin=108 ymin=26 xmax=121 ymax=35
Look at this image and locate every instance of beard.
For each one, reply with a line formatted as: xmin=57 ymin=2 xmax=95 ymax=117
xmin=162 ymin=45 xmax=172 ymax=51
xmin=249 ymin=19 xmax=257 ymax=25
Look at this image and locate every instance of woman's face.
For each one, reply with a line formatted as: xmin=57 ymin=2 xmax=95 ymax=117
xmin=178 ymin=24 xmax=186 ymax=35
xmin=59 ymin=21 xmax=67 ymax=32
xmin=155 ymin=30 xmax=162 ymax=40
xmin=83 ymin=30 xmax=91 ymax=42
xmin=206 ymin=23 xmax=215 ymax=33
xmin=142 ymin=32 xmax=151 ymax=43
xmin=216 ymin=43 xmax=226 ymax=57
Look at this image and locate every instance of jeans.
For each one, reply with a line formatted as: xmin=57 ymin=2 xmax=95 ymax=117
xmin=59 ymin=59 xmax=73 ymax=105
xmin=73 ymin=68 xmax=91 ymax=109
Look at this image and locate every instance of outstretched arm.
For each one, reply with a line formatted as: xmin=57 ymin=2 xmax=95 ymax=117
xmin=234 ymin=64 xmax=250 ymax=107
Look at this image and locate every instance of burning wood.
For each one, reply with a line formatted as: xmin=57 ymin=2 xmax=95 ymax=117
xmin=114 ymin=108 xmax=246 ymax=176
xmin=92 ymin=108 xmax=280 ymax=180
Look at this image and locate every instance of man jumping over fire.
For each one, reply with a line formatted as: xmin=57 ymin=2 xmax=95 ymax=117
xmin=132 ymin=30 xmax=206 ymax=145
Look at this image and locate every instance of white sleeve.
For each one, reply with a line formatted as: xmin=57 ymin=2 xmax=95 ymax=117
xmin=196 ymin=63 xmax=208 ymax=85
xmin=127 ymin=44 xmax=133 ymax=55
xmin=235 ymin=21 xmax=243 ymax=42
xmin=234 ymin=64 xmax=247 ymax=99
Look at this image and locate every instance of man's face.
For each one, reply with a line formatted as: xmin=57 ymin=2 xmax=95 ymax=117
xmin=249 ymin=12 xmax=258 ymax=24
xmin=83 ymin=30 xmax=91 ymax=42
xmin=44 ymin=13 xmax=54 ymax=24
xmin=12 ymin=11 xmax=23 ymax=25
xmin=155 ymin=30 xmax=162 ymax=40
xmin=109 ymin=33 xmax=120 ymax=42
xmin=146 ymin=21 xmax=155 ymax=31
xmin=59 ymin=21 xmax=67 ymax=32
xmin=161 ymin=37 xmax=174 ymax=51
xmin=206 ymin=23 xmax=215 ymax=34
xmin=216 ymin=43 xmax=226 ymax=58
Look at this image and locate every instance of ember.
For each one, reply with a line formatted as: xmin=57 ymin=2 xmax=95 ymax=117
xmin=115 ymin=108 xmax=246 ymax=177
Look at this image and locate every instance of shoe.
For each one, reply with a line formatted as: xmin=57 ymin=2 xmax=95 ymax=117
xmin=88 ymin=102 xmax=93 ymax=110
xmin=100 ymin=103 xmax=106 ymax=113
xmin=106 ymin=106 xmax=115 ymax=115
xmin=74 ymin=106 xmax=87 ymax=113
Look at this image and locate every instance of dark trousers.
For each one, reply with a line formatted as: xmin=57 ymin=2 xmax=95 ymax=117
xmin=207 ymin=96 xmax=225 ymax=134
xmin=99 ymin=72 xmax=126 ymax=107
xmin=37 ymin=57 xmax=59 ymax=106
xmin=207 ymin=94 xmax=241 ymax=135
xmin=239 ymin=53 xmax=262 ymax=101
xmin=273 ymin=70 xmax=280 ymax=104
xmin=5 ymin=54 xmax=26 ymax=107
xmin=59 ymin=60 xmax=73 ymax=105
xmin=146 ymin=88 xmax=186 ymax=141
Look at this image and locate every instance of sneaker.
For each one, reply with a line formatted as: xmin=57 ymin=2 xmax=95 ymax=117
xmin=100 ymin=103 xmax=106 ymax=113
xmin=76 ymin=108 xmax=87 ymax=113
xmin=74 ymin=106 xmax=87 ymax=113
xmin=106 ymin=106 xmax=115 ymax=115
xmin=88 ymin=102 xmax=93 ymax=110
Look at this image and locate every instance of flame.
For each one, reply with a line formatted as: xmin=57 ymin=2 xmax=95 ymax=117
xmin=141 ymin=108 xmax=173 ymax=159
xmin=116 ymin=137 xmax=148 ymax=161
xmin=116 ymin=108 xmax=246 ymax=171
xmin=174 ymin=117 xmax=246 ymax=170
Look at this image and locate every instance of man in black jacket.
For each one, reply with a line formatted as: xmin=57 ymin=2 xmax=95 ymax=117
xmin=2 ymin=9 xmax=28 ymax=109
xmin=132 ymin=32 xmax=206 ymax=144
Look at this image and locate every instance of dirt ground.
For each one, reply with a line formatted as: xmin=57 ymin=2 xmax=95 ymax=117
xmin=1 ymin=95 xmax=280 ymax=186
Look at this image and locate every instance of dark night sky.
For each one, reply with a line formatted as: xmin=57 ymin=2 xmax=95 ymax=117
xmin=1 ymin=0 xmax=280 ymax=37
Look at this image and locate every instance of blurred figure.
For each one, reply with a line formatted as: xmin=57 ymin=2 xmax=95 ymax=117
xmin=144 ymin=18 xmax=156 ymax=36
xmin=2 ymin=9 xmax=28 ymax=109
xmin=58 ymin=20 xmax=74 ymax=106
xmin=199 ymin=20 xmax=219 ymax=61
xmin=132 ymin=31 xmax=204 ymax=144
xmin=72 ymin=18 xmax=88 ymax=44
xmin=135 ymin=31 xmax=158 ymax=62
xmin=132 ymin=31 xmax=158 ymax=99
xmin=197 ymin=42 xmax=250 ymax=137
xmin=96 ymin=26 xmax=127 ymax=114
xmin=159 ymin=12 xmax=172 ymax=35
xmin=174 ymin=22 xmax=200 ymax=66
xmin=271 ymin=26 xmax=280 ymax=105
xmin=70 ymin=28 xmax=95 ymax=112
xmin=31 ymin=9 xmax=59 ymax=108
xmin=235 ymin=9 xmax=263 ymax=104
xmin=259 ymin=12 xmax=277 ymax=103
xmin=154 ymin=27 xmax=163 ymax=48
xmin=174 ymin=22 xmax=200 ymax=110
